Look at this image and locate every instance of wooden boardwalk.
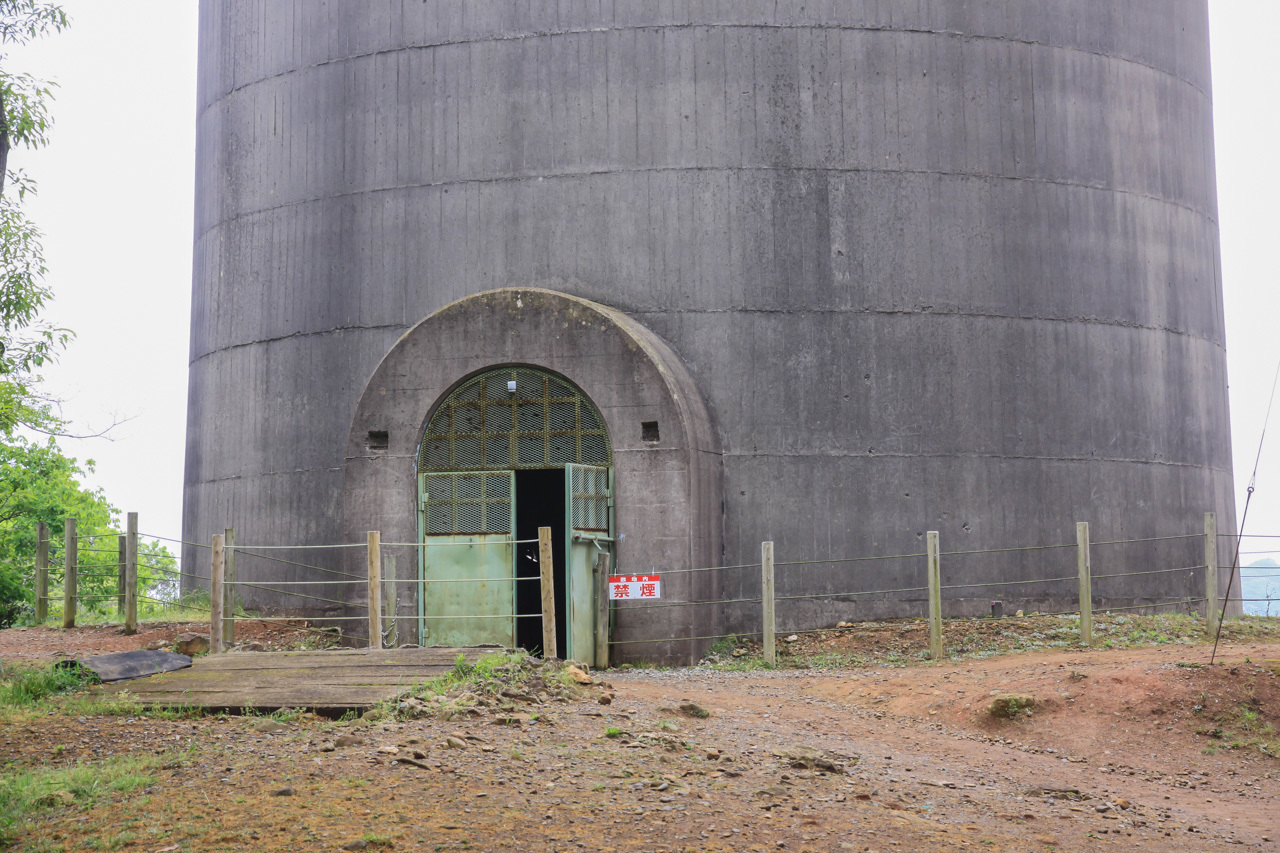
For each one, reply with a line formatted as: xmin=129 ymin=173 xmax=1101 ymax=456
xmin=94 ymin=647 xmax=502 ymax=712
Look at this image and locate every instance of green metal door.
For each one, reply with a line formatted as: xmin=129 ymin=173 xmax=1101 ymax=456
xmin=419 ymin=471 xmax=516 ymax=648
xmin=565 ymin=464 xmax=612 ymax=662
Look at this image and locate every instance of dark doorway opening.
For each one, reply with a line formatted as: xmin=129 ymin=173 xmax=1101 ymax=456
xmin=515 ymin=468 xmax=566 ymax=656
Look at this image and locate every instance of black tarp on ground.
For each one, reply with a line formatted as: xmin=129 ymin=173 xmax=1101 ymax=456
xmin=61 ymin=650 xmax=192 ymax=683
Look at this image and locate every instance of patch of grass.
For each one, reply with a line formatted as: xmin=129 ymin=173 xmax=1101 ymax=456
xmin=656 ymin=719 xmax=679 ymax=732
xmin=0 ymin=662 xmax=94 ymax=709
xmin=604 ymin=726 xmax=623 ymax=738
xmin=0 ymin=754 xmax=164 ymax=846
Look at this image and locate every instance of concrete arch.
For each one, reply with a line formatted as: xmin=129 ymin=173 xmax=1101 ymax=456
xmin=341 ymin=287 xmax=723 ymax=663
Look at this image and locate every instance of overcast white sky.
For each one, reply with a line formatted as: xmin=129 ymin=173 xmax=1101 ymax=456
xmin=6 ymin=2 xmax=1280 ymax=559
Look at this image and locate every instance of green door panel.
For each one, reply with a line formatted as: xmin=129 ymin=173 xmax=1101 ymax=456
xmin=420 ymin=471 xmax=516 ymax=648
xmin=565 ymin=464 xmax=612 ymax=662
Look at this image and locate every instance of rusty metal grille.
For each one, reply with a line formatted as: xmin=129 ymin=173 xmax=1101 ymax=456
xmin=418 ymin=368 xmax=611 ymax=472
xmin=570 ymin=465 xmax=610 ymax=533
xmin=421 ymin=472 xmax=513 ymax=535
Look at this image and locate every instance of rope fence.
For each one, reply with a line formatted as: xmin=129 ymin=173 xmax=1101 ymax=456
xmin=28 ymin=511 xmax=1274 ymax=665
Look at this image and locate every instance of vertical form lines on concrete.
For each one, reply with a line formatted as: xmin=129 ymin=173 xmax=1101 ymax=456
xmin=62 ymin=518 xmax=77 ymax=629
xmin=210 ymin=534 xmax=224 ymax=653
xmin=34 ymin=522 xmax=48 ymax=623
xmin=222 ymin=528 xmax=236 ymax=645
xmin=762 ymin=541 xmax=776 ymax=667
xmin=1077 ymin=522 xmax=1093 ymax=646
xmin=593 ymin=550 xmax=611 ymax=670
xmin=124 ymin=513 xmax=138 ymax=635
xmin=367 ymin=531 xmax=382 ymax=649
xmin=1204 ymin=512 xmax=1218 ymax=634
xmin=539 ymin=526 xmax=557 ymax=659
xmin=927 ymin=532 xmax=942 ymax=662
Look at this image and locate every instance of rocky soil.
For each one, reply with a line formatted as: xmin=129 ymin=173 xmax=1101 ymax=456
xmin=1 ymin=631 xmax=1277 ymax=852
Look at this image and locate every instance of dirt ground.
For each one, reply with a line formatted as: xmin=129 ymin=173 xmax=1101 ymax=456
xmin=0 ymin=621 xmax=332 ymax=661
xmin=2 ymin=626 xmax=1278 ymax=852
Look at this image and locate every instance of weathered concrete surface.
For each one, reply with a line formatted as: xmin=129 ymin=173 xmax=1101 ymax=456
xmin=185 ymin=1 xmax=1236 ymax=653
xmin=341 ymin=289 xmax=723 ymax=659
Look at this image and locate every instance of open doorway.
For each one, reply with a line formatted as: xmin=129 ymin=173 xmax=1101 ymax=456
xmin=515 ymin=468 xmax=566 ymax=656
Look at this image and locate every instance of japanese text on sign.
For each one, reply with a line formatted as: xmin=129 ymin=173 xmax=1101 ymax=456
xmin=608 ymin=574 xmax=661 ymax=600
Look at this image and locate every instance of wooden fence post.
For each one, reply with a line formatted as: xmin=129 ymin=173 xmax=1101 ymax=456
xmin=210 ymin=533 xmax=224 ymax=653
xmin=367 ymin=531 xmax=382 ymax=650
xmin=223 ymin=527 xmax=236 ymax=645
xmin=538 ymin=526 xmax=557 ymax=659
xmin=762 ymin=541 xmax=776 ymax=666
xmin=62 ymin=518 xmax=77 ymax=629
xmin=1204 ymin=512 xmax=1218 ymax=634
xmin=1077 ymin=522 xmax=1093 ymax=645
xmin=124 ymin=512 xmax=138 ymax=635
xmin=927 ymin=531 xmax=942 ymax=662
xmin=34 ymin=522 xmax=48 ymax=623
xmin=593 ymin=550 xmax=610 ymax=670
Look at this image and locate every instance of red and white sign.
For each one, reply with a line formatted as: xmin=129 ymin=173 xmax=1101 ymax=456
xmin=609 ymin=574 xmax=661 ymax=600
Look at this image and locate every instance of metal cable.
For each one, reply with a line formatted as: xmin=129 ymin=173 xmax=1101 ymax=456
xmin=232 ymin=542 xmax=367 ymax=550
xmin=225 ymin=578 xmax=362 ymax=586
xmin=1098 ymin=598 xmax=1206 ymax=613
xmin=231 ymin=582 xmax=352 ymax=607
xmin=382 ymin=539 xmax=539 ymax=547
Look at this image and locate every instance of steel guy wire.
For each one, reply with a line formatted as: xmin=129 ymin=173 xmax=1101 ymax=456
xmin=138 ymin=534 xmax=212 ymax=549
xmin=382 ymin=539 xmax=539 ymax=547
xmin=1215 ymin=354 xmax=1280 ymax=663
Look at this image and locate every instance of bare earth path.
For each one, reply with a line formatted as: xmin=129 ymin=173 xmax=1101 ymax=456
xmin=1 ymin=633 xmax=1277 ymax=852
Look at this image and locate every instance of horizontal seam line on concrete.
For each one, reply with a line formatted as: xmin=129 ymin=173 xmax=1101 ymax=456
xmin=194 ymin=164 xmax=1217 ymax=244
xmin=723 ymin=451 xmax=1231 ymax=471
xmin=199 ymin=21 xmax=1209 ymax=110
xmin=627 ymin=307 xmax=1225 ymax=348
xmin=189 ymin=467 xmax=342 ymax=486
xmin=188 ymin=310 xmax=1225 ymax=365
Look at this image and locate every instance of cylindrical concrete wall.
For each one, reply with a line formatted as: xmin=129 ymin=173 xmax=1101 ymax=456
xmin=186 ymin=1 xmax=1234 ymax=627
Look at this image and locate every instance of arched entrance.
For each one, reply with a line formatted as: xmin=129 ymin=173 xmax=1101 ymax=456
xmin=340 ymin=288 xmax=723 ymax=664
xmin=416 ymin=366 xmax=613 ymax=659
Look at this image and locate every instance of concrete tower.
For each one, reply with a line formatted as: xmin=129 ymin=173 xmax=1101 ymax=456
xmin=186 ymin=1 xmax=1234 ymax=661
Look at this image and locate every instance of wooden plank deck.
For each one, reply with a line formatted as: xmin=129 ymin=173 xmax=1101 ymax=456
xmin=93 ymin=647 xmax=506 ymax=712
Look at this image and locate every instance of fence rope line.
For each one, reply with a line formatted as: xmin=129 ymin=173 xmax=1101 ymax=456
xmin=234 ymin=548 xmax=366 ymax=580
xmin=232 ymin=543 xmax=367 ymax=550
xmin=1093 ymin=565 xmax=1203 ymax=580
xmin=626 ymin=562 xmax=763 ymax=577
xmin=616 ymin=596 xmax=764 ymax=612
xmin=776 ymin=553 xmax=927 ymax=567
xmin=139 ymin=534 xmax=212 ymax=549
xmin=775 ymin=586 xmax=929 ymax=603
xmin=940 ymin=543 xmax=1075 ymax=556
xmin=228 ymin=582 xmax=350 ymax=608
xmin=382 ymin=539 xmax=540 ymax=548
xmin=1091 ymin=534 xmax=1201 ymax=546
xmin=610 ymin=630 xmax=762 ymax=646
xmin=941 ymin=574 xmax=1076 ymax=590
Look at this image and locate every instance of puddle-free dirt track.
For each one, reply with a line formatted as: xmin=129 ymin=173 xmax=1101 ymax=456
xmin=2 ymin=627 xmax=1277 ymax=852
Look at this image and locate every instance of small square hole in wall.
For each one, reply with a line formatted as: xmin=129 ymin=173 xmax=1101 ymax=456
xmin=641 ymin=421 xmax=660 ymax=443
xmin=366 ymin=430 xmax=389 ymax=452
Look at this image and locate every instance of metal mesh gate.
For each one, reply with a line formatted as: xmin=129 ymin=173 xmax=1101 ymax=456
xmin=420 ymin=472 xmax=514 ymax=536
xmin=418 ymin=368 xmax=612 ymax=473
xmin=569 ymin=465 xmax=610 ymax=533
